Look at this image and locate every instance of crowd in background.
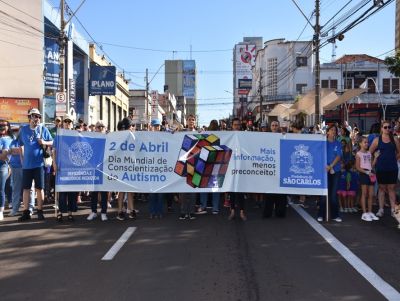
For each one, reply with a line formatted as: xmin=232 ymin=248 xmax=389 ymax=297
xmin=0 ymin=109 xmax=399 ymax=225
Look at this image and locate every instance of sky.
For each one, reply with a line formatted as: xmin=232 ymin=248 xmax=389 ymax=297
xmin=60 ymin=0 xmax=396 ymax=126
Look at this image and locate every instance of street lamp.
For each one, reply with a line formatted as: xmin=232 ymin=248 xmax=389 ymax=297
xmin=360 ymin=77 xmax=386 ymax=121
xmin=391 ymin=88 xmax=400 ymax=105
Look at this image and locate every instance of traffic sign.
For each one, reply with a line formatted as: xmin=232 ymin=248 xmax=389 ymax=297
xmin=56 ymin=92 xmax=66 ymax=104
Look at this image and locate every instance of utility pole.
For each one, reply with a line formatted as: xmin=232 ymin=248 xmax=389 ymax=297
xmin=314 ymin=0 xmax=321 ymax=125
xmin=145 ymin=68 xmax=149 ymax=127
xmin=259 ymin=69 xmax=263 ymax=124
xmin=59 ymin=0 xmax=66 ymax=98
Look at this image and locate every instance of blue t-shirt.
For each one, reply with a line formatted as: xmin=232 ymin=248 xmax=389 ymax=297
xmin=18 ymin=125 xmax=53 ymax=169
xmin=0 ymin=136 xmax=12 ymax=166
xmin=9 ymin=139 xmax=22 ymax=168
xmin=327 ymin=140 xmax=342 ymax=172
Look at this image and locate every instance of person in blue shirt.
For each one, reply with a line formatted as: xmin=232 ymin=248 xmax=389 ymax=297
xmin=17 ymin=108 xmax=53 ymax=221
xmin=0 ymin=119 xmax=13 ymax=221
xmin=318 ymin=124 xmax=342 ymax=222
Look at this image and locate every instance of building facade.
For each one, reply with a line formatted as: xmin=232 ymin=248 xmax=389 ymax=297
xmin=165 ymin=60 xmax=197 ymax=118
xmin=247 ymin=39 xmax=313 ymax=123
xmin=232 ymin=37 xmax=263 ymax=118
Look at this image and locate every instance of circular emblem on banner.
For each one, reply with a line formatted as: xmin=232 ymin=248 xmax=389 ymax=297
xmin=69 ymin=141 xmax=93 ymax=166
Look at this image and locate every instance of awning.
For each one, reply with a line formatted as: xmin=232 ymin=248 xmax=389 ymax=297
xmin=290 ymin=89 xmax=338 ymax=115
xmin=268 ymin=104 xmax=294 ymax=117
xmin=324 ymin=88 xmax=367 ymax=110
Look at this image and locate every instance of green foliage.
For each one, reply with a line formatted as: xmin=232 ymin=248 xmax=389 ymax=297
xmin=384 ymin=53 xmax=400 ymax=77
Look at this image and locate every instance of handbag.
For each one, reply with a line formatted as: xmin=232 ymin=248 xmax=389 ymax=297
xmin=39 ymin=125 xmax=53 ymax=167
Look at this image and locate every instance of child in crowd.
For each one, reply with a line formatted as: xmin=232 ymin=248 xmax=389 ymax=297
xmin=355 ymin=136 xmax=379 ymax=222
xmin=347 ymin=161 xmax=359 ymax=213
xmin=338 ymin=161 xmax=358 ymax=213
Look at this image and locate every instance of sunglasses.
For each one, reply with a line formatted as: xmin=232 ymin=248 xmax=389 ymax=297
xmin=31 ymin=114 xmax=41 ymax=119
xmin=97 ymin=125 xmax=105 ymax=129
xmin=64 ymin=120 xmax=72 ymax=123
xmin=383 ymin=126 xmax=391 ymax=129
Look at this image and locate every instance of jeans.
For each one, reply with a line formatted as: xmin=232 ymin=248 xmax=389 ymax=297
xmin=180 ymin=193 xmax=196 ymax=215
xmin=149 ymin=193 xmax=163 ymax=215
xmin=91 ymin=191 xmax=108 ymax=214
xmin=200 ymin=193 xmax=220 ymax=212
xmin=0 ymin=164 xmax=8 ymax=209
xmin=10 ymin=167 xmax=22 ymax=214
xmin=318 ymin=171 xmax=341 ymax=219
xmin=59 ymin=192 xmax=78 ymax=213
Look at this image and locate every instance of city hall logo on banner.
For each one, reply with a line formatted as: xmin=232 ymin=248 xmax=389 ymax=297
xmin=56 ymin=135 xmax=106 ymax=185
xmin=289 ymin=144 xmax=314 ymax=174
xmin=280 ymin=140 xmax=326 ymax=189
xmin=174 ymin=134 xmax=232 ymax=188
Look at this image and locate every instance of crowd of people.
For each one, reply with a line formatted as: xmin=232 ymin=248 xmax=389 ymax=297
xmin=0 ymin=108 xmax=399 ymax=225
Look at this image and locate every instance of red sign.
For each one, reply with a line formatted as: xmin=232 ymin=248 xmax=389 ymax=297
xmin=0 ymin=97 xmax=39 ymax=123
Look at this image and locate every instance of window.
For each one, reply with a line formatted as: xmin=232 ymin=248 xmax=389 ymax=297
xmin=321 ymin=79 xmax=337 ymax=89
xmin=267 ymin=58 xmax=277 ymax=96
xmin=296 ymin=84 xmax=307 ymax=94
xmin=383 ymin=78 xmax=390 ymax=94
xmin=345 ymin=78 xmax=353 ymax=89
xmin=296 ymin=57 xmax=307 ymax=67
xmin=382 ymin=78 xmax=399 ymax=94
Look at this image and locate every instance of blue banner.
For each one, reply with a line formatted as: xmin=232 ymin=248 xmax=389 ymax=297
xmin=89 ymin=65 xmax=116 ymax=95
xmin=44 ymin=37 xmax=61 ymax=91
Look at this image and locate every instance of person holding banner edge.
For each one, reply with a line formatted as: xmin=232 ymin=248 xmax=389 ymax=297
xmin=53 ymin=114 xmax=78 ymax=222
xmin=317 ymin=124 xmax=342 ymax=222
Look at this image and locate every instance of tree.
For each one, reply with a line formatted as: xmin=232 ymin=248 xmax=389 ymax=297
xmin=384 ymin=53 xmax=400 ymax=77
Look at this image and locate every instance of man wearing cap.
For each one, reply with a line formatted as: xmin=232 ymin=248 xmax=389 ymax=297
xmin=18 ymin=108 xmax=53 ymax=221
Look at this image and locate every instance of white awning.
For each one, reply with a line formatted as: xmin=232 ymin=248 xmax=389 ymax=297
xmin=268 ymin=104 xmax=294 ymax=117
xmin=324 ymin=88 xmax=367 ymax=110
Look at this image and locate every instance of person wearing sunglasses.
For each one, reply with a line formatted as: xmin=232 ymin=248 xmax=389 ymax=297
xmin=369 ymin=121 xmax=400 ymax=218
xmin=17 ymin=108 xmax=53 ymax=221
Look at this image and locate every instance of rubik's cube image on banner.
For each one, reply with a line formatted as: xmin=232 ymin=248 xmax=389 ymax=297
xmin=174 ymin=134 xmax=232 ymax=188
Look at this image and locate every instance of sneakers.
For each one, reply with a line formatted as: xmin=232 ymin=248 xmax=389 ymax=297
xmin=195 ymin=208 xmax=207 ymax=215
xmin=37 ymin=209 xmax=45 ymax=220
xmin=361 ymin=213 xmax=372 ymax=222
xmin=299 ymin=203 xmax=309 ymax=209
xmin=87 ymin=212 xmax=97 ymax=221
xmin=101 ymin=213 xmax=108 ymax=221
xmin=317 ymin=217 xmax=323 ymax=222
xmin=128 ymin=210 xmax=137 ymax=219
xmin=223 ymin=200 xmax=230 ymax=208
xmin=18 ymin=210 xmax=31 ymax=221
xmin=212 ymin=210 xmax=219 ymax=215
xmin=117 ymin=212 xmax=126 ymax=221
xmin=188 ymin=214 xmax=196 ymax=220
xmin=179 ymin=214 xmax=186 ymax=220
xmin=333 ymin=217 xmax=342 ymax=223
xmin=368 ymin=212 xmax=379 ymax=221
xmin=376 ymin=208 xmax=384 ymax=217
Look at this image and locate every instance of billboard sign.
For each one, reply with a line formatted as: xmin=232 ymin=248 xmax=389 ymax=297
xmin=89 ymin=65 xmax=116 ymax=95
xmin=0 ymin=97 xmax=39 ymax=123
xmin=183 ymin=60 xmax=196 ymax=98
xmin=44 ymin=37 xmax=61 ymax=91
xmin=151 ymin=90 xmax=159 ymax=119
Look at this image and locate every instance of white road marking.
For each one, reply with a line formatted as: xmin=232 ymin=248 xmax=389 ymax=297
xmin=102 ymin=227 xmax=137 ymax=261
xmin=291 ymin=204 xmax=400 ymax=301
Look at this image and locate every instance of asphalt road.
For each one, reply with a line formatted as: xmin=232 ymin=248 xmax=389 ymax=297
xmin=0 ymin=196 xmax=399 ymax=301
